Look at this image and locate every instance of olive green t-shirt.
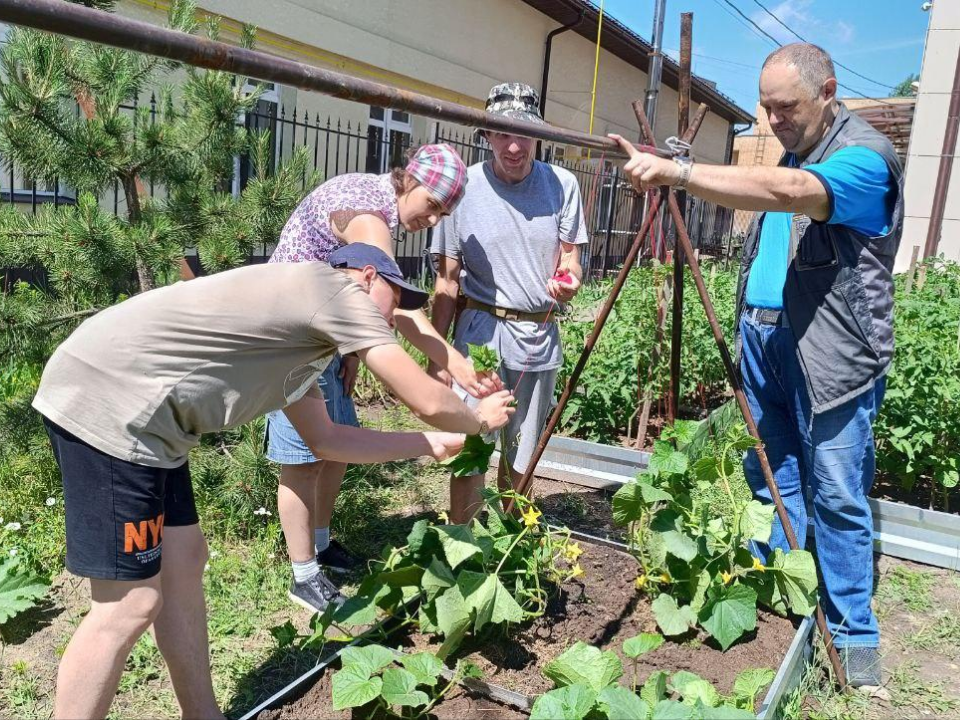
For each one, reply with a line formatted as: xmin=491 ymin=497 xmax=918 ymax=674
xmin=33 ymin=262 xmax=396 ymax=468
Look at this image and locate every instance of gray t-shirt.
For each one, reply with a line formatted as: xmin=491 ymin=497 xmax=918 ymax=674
xmin=434 ymin=161 xmax=587 ymax=371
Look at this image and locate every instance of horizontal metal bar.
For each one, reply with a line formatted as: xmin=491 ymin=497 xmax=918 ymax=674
xmin=236 ymin=640 xmax=359 ymax=720
xmin=0 ymin=0 xmax=672 ymax=157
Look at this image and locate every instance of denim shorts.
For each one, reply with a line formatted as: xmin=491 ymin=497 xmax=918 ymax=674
xmin=265 ymin=354 xmax=359 ymax=465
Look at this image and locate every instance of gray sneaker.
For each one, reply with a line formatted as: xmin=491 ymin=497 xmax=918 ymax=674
xmin=841 ymin=646 xmax=882 ymax=687
xmin=288 ymin=570 xmax=346 ymax=614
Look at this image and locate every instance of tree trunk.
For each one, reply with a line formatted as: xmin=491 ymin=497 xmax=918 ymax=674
xmin=121 ymin=173 xmax=154 ymax=292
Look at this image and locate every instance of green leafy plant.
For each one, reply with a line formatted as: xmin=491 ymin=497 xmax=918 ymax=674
xmin=441 ymin=344 xmax=503 ymax=477
xmin=307 ymin=490 xmax=582 ymax=658
xmin=874 ymin=258 xmax=960 ymax=510
xmin=558 ymin=262 xmax=736 ymax=443
xmin=0 ymin=556 xmax=48 ymax=626
xmin=614 ymin=425 xmax=818 ymax=650
xmin=330 ymin=644 xmax=460 ymax=717
xmin=530 ymin=639 xmax=773 ymax=719
xmin=441 ymin=434 xmax=496 ymax=478
xmin=466 ymin=343 xmax=500 ymax=373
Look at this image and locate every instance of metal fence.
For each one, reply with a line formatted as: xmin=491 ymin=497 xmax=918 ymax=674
xmin=1 ymin=94 xmax=744 ymax=281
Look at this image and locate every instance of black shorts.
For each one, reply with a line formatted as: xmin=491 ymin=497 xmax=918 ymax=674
xmin=44 ymin=418 xmax=199 ymax=581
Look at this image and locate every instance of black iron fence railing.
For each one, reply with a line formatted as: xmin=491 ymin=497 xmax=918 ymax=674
xmin=1 ymin=94 xmax=746 ymax=281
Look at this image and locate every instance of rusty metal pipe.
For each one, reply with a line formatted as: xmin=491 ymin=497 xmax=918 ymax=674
xmin=0 ymin=0 xmax=674 ymax=158
xmin=924 ymin=45 xmax=960 ymax=258
xmin=664 ymin=191 xmax=849 ymax=689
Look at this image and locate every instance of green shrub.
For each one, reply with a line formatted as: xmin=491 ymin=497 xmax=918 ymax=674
xmin=875 ymin=258 xmax=960 ymax=509
xmin=558 ymin=262 xmax=736 ymax=443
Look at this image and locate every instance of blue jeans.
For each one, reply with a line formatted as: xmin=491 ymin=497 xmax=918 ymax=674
xmin=739 ymin=313 xmax=884 ymax=648
xmin=265 ymin=354 xmax=359 ymax=464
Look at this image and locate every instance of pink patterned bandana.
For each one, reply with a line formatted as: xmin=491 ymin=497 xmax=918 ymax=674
xmin=405 ymin=143 xmax=468 ymax=212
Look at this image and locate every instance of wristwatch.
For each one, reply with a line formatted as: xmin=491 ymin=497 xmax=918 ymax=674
xmin=474 ymin=410 xmax=489 ymax=436
xmin=673 ymin=155 xmax=694 ymax=189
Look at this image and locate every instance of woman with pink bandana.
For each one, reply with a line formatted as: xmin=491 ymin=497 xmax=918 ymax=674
xmin=267 ymin=144 xmax=501 ymax=612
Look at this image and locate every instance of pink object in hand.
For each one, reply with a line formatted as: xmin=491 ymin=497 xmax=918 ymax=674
xmin=553 ymin=270 xmax=573 ymax=285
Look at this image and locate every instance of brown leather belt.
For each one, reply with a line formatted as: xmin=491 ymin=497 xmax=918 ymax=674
xmin=465 ymin=297 xmax=556 ymax=323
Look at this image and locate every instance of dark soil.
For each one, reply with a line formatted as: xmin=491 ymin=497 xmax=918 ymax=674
xmin=406 ymin=543 xmax=797 ymax=699
xmin=532 ymin=476 xmax=623 ymax=542
xmin=258 ymin=542 xmax=797 ymax=718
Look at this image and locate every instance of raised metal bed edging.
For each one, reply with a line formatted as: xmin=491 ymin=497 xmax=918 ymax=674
xmin=240 ymin=528 xmax=812 ymax=719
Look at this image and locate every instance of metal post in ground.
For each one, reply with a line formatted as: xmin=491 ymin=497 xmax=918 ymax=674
xmin=668 ymin=11 xmax=692 ymax=424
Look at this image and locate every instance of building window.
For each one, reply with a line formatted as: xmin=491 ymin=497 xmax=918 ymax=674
xmin=233 ymin=81 xmax=281 ymax=195
xmin=366 ymin=107 xmax=413 ymax=174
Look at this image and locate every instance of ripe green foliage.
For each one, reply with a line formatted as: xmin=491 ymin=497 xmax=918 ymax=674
xmin=874 ymin=258 xmax=960 ymax=508
xmin=330 ymin=644 xmax=461 ymax=717
xmin=0 ymin=0 xmax=319 ymax=364
xmin=558 ymin=262 xmax=736 ymax=442
xmin=613 ymin=424 xmax=817 ymax=650
xmin=530 ymin=637 xmax=773 ymax=719
xmin=306 ymin=490 xmax=583 ymax=658
xmin=0 ymin=557 xmax=48 ymax=626
xmin=440 ymin=344 xmax=503 ymax=477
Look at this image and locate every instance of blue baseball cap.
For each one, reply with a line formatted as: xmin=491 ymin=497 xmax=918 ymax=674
xmin=328 ymin=243 xmax=429 ymax=310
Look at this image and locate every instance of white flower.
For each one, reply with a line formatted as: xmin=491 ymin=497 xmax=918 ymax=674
xmin=45 ymin=497 xmax=56 ymax=507
xmin=253 ymin=507 xmax=272 ymax=517
xmin=209 ymin=550 xmax=219 ymax=558
xmin=5 ymin=522 xmax=21 ymax=532
xmin=203 ymin=562 xmax=210 ymax=572
xmin=9 ymin=548 xmax=17 ymax=557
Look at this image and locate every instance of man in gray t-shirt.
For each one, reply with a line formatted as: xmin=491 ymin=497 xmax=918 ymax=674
xmin=431 ymin=82 xmax=588 ymax=522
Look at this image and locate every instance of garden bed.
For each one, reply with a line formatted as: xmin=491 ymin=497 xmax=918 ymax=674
xmin=252 ymin=541 xmax=800 ymax=719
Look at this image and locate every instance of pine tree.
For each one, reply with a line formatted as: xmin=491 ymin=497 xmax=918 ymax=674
xmin=0 ymin=0 xmax=320 ymax=365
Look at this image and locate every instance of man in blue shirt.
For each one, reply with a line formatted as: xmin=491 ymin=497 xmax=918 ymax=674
xmin=613 ymin=43 xmax=902 ymax=687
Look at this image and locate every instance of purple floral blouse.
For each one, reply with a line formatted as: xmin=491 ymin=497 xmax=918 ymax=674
xmin=269 ymin=173 xmax=399 ymax=264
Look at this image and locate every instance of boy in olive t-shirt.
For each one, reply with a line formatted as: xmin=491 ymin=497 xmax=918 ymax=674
xmin=33 ymin=244 xmax=514 ymax=719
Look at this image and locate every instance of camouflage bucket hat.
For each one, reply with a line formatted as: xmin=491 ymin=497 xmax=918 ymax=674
xmin=484 ymin=82 xmax=544 ymax=125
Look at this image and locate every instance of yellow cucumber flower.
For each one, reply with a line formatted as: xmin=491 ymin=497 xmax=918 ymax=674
xmin=660 ymin=572 xmax=671 ymax=584
xmin=564 ymin=542 xmax=584 ymax=561
xmin=751 ymin=556 xmax=766 ymax=573
xmin=570 ymin=563 xmax=584 ymax=579
xmin=721 ymin=571 xmax=733 ymax=585
xmin=521 ymin=506 xmax=542 ymax=528
xmin=635 ymin=574 xmax=648 ymax=589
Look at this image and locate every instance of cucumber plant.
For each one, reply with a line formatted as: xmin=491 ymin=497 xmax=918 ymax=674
xmin=613 ymin=424 xmax=818 ymax=650
xmin=441 ymin=343 xmax=501 ymax=477
xmin=306 ymin=489 xmax=584 ymax=658
xmin=530 ymin=637 xmax=774 ymax=719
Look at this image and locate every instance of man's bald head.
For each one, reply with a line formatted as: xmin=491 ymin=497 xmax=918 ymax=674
xmin=759 ymin=43 xmax=839 ymax=155
xmin=762 ymin=43 xmax=836 ymax=99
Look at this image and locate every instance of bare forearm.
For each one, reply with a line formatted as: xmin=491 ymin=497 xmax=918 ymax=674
xmin=359 ymin=344 xmax=482 ymax=433
xmin=687 ymin=164 xmax=829 ymax=219
xmin=395 ymin=309 xmax=453 ymax=368
xmin=431 ymin=283 xmax=458 ymax=341
xmin=299 ymin=423 xmax=434 ymax=463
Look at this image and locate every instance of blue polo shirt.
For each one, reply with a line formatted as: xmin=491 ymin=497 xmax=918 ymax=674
xmin=745 ymin=146 xmax=895 ymax=309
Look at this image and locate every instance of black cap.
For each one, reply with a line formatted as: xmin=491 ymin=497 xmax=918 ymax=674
xmin=328 ymin=243 xmax=429 ymax=311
